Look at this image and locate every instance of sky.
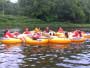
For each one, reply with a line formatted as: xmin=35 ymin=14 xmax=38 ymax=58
xmin=10 ymin=0 xmax=18 ymax=3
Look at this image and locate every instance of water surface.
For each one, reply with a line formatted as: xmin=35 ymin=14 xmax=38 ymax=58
xmin=0 ymin=43 xmax=90 ymax=68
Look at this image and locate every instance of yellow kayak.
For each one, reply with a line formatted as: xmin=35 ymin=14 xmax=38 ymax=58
xmin=0 ymin=38 xmax=22 ymax=44
xmin=48 ymin=37 xmax=71 ymax=44
xmin=83 ymin=33 xmax=90 ymax=39
xmin=55 ymin=32 xmax=65 ymax=38
xmin=71 ymin=37 xmax=86 ymax=44
xmin=25 ymin=37 xmax=48 ymax=45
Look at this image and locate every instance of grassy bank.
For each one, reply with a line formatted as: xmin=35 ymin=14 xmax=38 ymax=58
xmin=0 ymin=15 xmax=90 ymax=30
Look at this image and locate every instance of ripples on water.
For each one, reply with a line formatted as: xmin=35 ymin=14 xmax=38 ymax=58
xmin=0 ymin=43 xmax=90 ymax=68
xmin=0 ymin=45 xmax=24 ymax=68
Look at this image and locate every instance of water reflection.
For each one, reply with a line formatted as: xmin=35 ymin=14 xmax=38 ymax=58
xmin=20 ymin=44 xmax=90 ymax=68
xmin=0 ymin=44 xmax=24 ymax=68
xmin=0 ymin=43 xmax=90 ymax=68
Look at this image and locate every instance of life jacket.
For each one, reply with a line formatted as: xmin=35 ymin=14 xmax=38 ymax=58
xmin=23 ymin=31 xmax=31 ymax=34
xmin=32 ymin=33 xmax=41 ymax=39
xmin=73 ymin=31 xmax=81 ymax=37
xmin=4 ymin=32 xmax=14 ymax=38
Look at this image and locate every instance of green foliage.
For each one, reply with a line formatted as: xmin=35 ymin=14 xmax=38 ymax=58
xmin=0 ymin=15 xmax=90 ymax=29
xmin=1 ymin=0 xmax=90 ymax=23
xmin=18 ymin=0 xmax=89 ymax=22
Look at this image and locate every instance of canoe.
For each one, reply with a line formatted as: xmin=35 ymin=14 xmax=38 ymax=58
xmin=25 ymin=37 xmax=48 ymax=45
xmin=48 ymin=37 xmax=71 ymax=44
xmin=0 ymin=38 xmax=22 ymax=44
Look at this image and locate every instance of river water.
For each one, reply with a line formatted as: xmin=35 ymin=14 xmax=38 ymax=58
xmin=0 ymin=28 xmax=90 ymax=68
xmin=0 ymin=43 xmax=90 ymax=68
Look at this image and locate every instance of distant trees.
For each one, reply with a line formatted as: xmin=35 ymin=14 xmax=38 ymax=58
xmin=0 ymin=0 xmax=90 ymax=23
xmin=0 ymin=0 xmax=19 ymax=15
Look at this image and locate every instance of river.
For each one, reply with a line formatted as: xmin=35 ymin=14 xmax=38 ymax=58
xmin=0 ymin=28 xmax=90 ymax=68
xmin=0 ymin=43 xmax=90 ymax=68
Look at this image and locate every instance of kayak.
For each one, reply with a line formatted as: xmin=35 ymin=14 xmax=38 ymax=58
xmin=48 ymin=37 xmax=71 ymax=44
xmin=0 ymin=38 xmax=22 ymax=44
xmin=71 ymin=37 xmax=86 ymax=44
xmin=83 ymin=33 xmax=90 ymax=39
xmin=55 ymin=32 xmax=65 ymax=37
xmin=25 ymin=37 xmax=48 ymax=45
xmin=0 ymin=36 xmax=86 ymax=45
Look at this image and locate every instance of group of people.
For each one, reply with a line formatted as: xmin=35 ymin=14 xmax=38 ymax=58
xmin=3 ymin=27 xmax=84 ymax=39
xmin=3 ymin=27 xmax=42 ymax=39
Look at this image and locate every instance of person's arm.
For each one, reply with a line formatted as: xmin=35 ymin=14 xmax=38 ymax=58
xmin=5 ymin=35 xmax=10 ymax=38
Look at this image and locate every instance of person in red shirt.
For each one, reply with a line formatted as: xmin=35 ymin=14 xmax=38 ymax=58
xmin=23 ymin=27 xmax=31 ymax=34
xmin=13 ymin=31 xmax=20 ymax=37
xmin=3 ymin=30 xmax=15 ymax=38
xmin=73 ymin=30 xmax=82 ymax=38
xmin=57 ymin=27 xmax=64 ymax=33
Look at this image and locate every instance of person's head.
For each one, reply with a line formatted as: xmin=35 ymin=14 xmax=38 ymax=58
xmin=58 ymin=27 xmax=62 ymax=29
xmin=46 ymin=27 xmax=49 ymax=30
xmin=58 ymin=27 xmax=63 ymax=31
xmin=25 ymin=27 xmax=29 ymax=31
xmin=64 ymin=32 xmax=68 ymax=38
xmin=34 ymin=27 xmax=40 ymax=32
xmin=3 ymin=30 xmax=9 ymax=35
xmin=14 ymin=31 xmax=19 ymax=36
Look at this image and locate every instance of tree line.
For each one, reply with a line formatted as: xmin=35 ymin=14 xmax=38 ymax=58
xmin=0 ymin=0 xmax=90 ymax=23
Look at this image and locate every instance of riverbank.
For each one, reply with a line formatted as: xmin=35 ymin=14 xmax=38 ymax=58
xmin=0 ymin=15 xmax=90 ymax=30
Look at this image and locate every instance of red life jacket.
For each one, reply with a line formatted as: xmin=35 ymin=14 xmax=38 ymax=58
xmin=23 ymin=31 xmax=31 ymax=34
xmin=73 ymin=31 xmax=79 ymax=37
xmin=32 ymin=33 xmax=41 ymax=39
xmin=4 ymin=32 xmax=14 ymax=38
